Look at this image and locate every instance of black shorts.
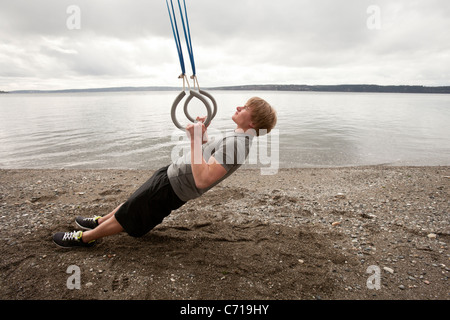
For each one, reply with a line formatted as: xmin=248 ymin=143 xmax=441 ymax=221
xmin=114 ymin=165 xmax=186 ymax=237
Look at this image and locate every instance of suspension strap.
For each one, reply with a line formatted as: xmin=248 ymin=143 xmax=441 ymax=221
xmin=166 ymin=0 xmax=196 ymax=78
xmin=177 ymin=0 xmax=196 ymax=77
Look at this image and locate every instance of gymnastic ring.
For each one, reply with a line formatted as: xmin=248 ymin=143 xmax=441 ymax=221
xmin=171 ymin=91 xmax=187 ymax=130
xmin=198 ymin=89 xmax=217 ymax=120
xmin=171 ymin=90 xmax=212 ymax=131
xmin=182 ymin=90 xmax=212 ymax=128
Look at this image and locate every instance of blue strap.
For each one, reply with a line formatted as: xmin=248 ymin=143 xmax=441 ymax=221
xmin=177 ymin=0 xmax=196 ymax=76
xmin=166 ymin=0 xmax=196 ymax=77
xmin=166 ymin=0 xmax=185 ymax=75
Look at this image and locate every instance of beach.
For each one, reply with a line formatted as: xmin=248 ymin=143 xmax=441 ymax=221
xmin=0 ymin=166 xmax=448 ymax=300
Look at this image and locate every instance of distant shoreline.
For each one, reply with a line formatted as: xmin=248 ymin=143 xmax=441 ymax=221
xmin=3 ymin=84 xmax=450 ymax=94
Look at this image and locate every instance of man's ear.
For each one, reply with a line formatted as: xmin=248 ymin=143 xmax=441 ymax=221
xmin=249 ymin=121 xmax=255 ymax=128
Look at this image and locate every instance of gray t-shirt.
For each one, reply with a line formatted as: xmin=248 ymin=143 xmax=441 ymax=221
xmin=167 ymin=131 xmax=254 ymax=202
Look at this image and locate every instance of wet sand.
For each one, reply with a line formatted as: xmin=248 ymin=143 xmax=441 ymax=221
xmin=0 ymin=166 xmax=449 ymax=300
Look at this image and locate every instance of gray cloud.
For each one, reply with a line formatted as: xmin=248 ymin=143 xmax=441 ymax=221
xmin=1 ymin=0 xmax=449 ymax=90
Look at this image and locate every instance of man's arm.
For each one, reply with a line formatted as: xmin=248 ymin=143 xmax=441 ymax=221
xmin=187 ymin=122 xmax=227 ymax=189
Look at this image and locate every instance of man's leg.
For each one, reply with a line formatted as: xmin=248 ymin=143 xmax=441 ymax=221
xmin=76 ymin=202 xmax=124 ymax=230
xmin=80 ymin=203 xmax=125 ymax=243
xmin=97 ymin=202 xmax=124 ymax=225
xmin=82 ymin=214 xmax=123 ymax=243
xmin=53 ymin=203 xmax=126 ymax=248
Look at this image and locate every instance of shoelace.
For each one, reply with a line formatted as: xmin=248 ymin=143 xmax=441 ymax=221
xmin=62 ymin=231 xmax=81 ymax=241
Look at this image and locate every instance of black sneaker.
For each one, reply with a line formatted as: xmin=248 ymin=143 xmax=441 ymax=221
xmin=53 ymin=231 xmax=95 ymax=248
xmin=75 ymin=216 xmax=100 ymax=230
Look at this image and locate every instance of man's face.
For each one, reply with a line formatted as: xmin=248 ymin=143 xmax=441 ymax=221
xmin=232 ymin=101 xmax=253 ymax=130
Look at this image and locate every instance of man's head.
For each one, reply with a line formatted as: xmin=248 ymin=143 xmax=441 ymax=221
xmin=233 ymin=97 xmax=277 ymax=136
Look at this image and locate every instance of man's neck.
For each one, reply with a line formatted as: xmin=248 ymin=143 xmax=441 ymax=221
xmin=234 ymin=127 xmax=256 ymax=136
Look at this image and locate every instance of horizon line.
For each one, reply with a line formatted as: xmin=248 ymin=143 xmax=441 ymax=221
xmin=3 ymin=83 xmax=450 ymax=94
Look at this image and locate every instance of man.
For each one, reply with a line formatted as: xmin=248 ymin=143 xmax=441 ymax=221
xmin=53 ymin=97 xmax=277 ymax=248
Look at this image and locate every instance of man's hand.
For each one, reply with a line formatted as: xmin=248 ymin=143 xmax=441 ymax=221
xmin=195 ymin=116 xmax=210 ymax=127
xmin=186 ymin=120 xmax=208 ymax=144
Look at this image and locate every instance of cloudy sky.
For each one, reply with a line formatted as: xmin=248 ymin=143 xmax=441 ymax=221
xmin=1 ymin=0 xmax=449 ymax=91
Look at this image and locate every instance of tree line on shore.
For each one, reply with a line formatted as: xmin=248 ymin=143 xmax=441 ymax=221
xmin=2 ymin=84 xmax=450 ymax=94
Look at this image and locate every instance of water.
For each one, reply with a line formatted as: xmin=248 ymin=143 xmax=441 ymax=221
xmin=1 ymin=90 xmax=449 ymax=170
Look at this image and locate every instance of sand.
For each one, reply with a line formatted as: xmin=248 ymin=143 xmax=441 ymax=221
xmin=0 ymin=166 xmax=448 ymax=300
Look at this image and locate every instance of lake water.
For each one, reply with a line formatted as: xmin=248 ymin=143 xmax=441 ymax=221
xmin=0 ymin=90 xmax=449 ymax=170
